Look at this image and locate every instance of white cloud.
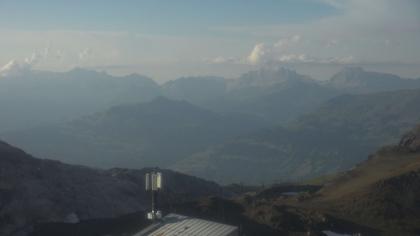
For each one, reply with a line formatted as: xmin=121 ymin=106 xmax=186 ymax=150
xmin=0 ymin=59 xmax=36 ymax=77
xmin=274 ymin=54 xmax=354 ymax=64
xmin=244 ymin=34 xmax=354 ymax=66
xmin=247 ymin=43 xmax=267 ymax=65
xmin=0 ymin=60 xmax=27 ymax=77
xmin=56 ymin=50 xmax=64 ymax=61
xmin=78 ymin=48 xmax=92 ymax=61
xmin=206 ymin=56 xmax=238 ymax=64
xmin=274 ymin=35 xmax=301 ymax=49
xmin=215 ymin=0 xmax=420 ymax=67
xmin=0 ymin=1 xmax=419 ymax=79
xmin=326 ymin=39 xmax=338 ymax=48
xmin=246 ymin=35 xmax=303 ymax=65
xmin=325 ymin=56 xmax=354 ymax=64
xmin=278 ymin=54 xmax=308 ymax=63
xmin=24 ymin=52 xmax=41 ymax=66
xmin=0 ymin=48 xmax=52 ymax=77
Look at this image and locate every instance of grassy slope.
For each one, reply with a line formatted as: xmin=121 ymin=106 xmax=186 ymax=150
xmin=228 ymin=125 xmax=420 ymax=235
xmin=297 ymin=126 xmax=420 ymax=234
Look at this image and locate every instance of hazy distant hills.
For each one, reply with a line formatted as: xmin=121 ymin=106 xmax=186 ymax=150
xmin=160 ymin=68 xmax=340 ymax=124
xmin=2 ymin=66 xmax=420 ymax=185
xmin=175 ymin=88 xmax=420 ymax=184
xmin=1 ymin=66 xmax=419 ymax=134
xmin=1 ymin=97 xmax=268 ymax=168
xmin=0 ymin=140 xmax=225 ymax=236
xmin=203 ymin=68 xmax=341 ymax=124
xmin=0 ymin=67 xmax=331 ymax=133
xmin=326 ymin=67 xmax=420 ymax=93
xmin=162 ymin=76 xmax=227 ymax=106
xmin=162 ymin=67 xmax=420 ymax=125
xmin=228 ymin=67 xmax=314 ymax=89
xmin=294 ymin=88 xmax=420 ymax=144
xmin=0 ymin=68 xmax=161 ymax=132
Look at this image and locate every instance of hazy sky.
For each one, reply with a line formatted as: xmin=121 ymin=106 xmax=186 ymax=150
xmin=0 ymin=0 xmax=419 ymax=81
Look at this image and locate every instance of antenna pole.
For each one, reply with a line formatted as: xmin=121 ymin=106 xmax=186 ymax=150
xmin=151 ymin=190 xmax=156 ymax=216
xmin=145 ymin=170 xmax=163 ymax=221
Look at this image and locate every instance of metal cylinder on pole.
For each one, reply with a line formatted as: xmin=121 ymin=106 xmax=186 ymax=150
xmin=145 ymin=171 xmax=163 ymax=221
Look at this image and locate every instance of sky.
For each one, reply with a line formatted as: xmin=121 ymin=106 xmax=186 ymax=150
xmin=0 ymin=0 xmax=419 ymax=81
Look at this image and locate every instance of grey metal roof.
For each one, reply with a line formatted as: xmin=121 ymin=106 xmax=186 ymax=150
xmin=135 ymin=213 xmax=238 ymax=236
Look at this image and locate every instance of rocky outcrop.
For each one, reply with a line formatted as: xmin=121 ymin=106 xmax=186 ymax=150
xmin=399 ymin=125 xmax=420 ymax=152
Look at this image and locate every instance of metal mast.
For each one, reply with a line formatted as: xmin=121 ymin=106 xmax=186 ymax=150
xmin=145 ymin=171 xmax=163 ymax=221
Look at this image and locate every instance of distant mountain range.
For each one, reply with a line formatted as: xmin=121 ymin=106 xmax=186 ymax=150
xmin=162 ymin=67 xmax=420 ymax=124
xmin=1 ymin=66 xmax=420 ymax=185
xmin=0 ymin=140 xmax=226 ymax=236
xmin=203 ymin=67 xmax=341 ymax=124
xmin=0 ymin=68 xmax=161 ymax=132
xmin=162 ymin=76 xmax=227 ymax=106
xmin=1 ymin=66 xmax=419 ymax=133
xmin=174 ymin=88 xmax=420 ymax=184
xmin=1 ymin=97 xmax=268 ymax=168
xmin=326 ymin=67 xmax=420 ymax=93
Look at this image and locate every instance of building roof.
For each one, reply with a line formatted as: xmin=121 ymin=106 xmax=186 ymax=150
xmin=134 ymin=213 xmax=238 ymax=236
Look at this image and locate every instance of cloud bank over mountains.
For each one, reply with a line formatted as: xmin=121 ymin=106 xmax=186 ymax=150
xmin=0 ymin=0 xmax=419 ymax=80
xmin=0 ymin=47 xmax=52 ymax=77
xmin=245 ymin=35 xmax=354 ymax=65
xmin=0 ymin=54 xmax=42 ymax=77
xmin=210 ymin=0 xmax=420 ymax=68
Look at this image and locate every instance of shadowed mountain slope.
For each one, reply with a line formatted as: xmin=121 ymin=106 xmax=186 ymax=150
xmin=1 ymin=97 xmax=268 ymax=169
xmin=0 ymin=140 xmax=225 ymax=236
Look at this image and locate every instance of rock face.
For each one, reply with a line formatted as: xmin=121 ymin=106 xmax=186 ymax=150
xmin=0 ymin=141 xmax=142 ymax=235
xmin=399 ymin=125 xmax=420 ymax=152
xmin=0 ymin=141 xmax=225 ymax=236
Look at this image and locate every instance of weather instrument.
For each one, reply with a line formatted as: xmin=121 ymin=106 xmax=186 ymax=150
xmin=145 ymin=171 xmax=163 ymax=221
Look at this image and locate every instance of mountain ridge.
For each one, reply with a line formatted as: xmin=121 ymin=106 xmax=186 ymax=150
xmin=0 ymin=140 xmax=226 ymax=236
xmin=1 ymin=97 xmax=268 ymax=169
xmin=174 ymin=88 xmax=420 ymax=184
xmin=326 ymin=67 xmax=420 ymax=93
